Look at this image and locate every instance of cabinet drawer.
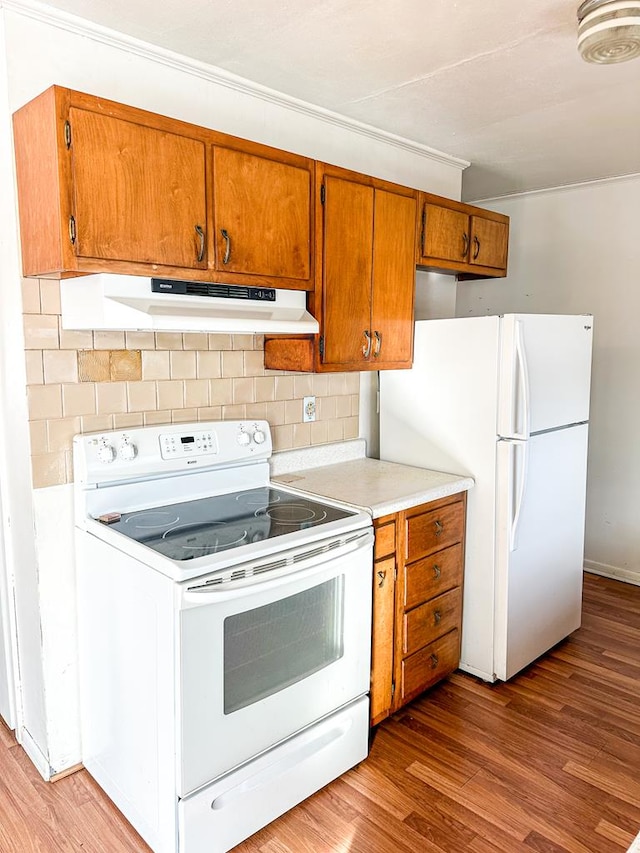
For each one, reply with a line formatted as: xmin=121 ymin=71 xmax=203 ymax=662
xmin=404 ymin=544 xmax=463 ymax=610
xmin=406 ymin=500 xmax=464 ymax=562
xmin=401 ymin=630 xmax=460 ymax=702
xmin=374 ymin=520 xmax=396 ymax=560
xmin=403 ymin=587 xmax=462 ymax=656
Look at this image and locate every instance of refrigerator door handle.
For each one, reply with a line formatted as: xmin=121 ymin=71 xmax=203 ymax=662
xmin=514 ymin=320 xmax=531 ymax=440
xmin=510 ymin=439 xmax=529 ymax=552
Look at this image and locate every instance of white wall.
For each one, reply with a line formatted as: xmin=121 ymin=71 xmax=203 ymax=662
xmin=0 ymin=3 xmax=464 ymax=773
xmin=456 ymin=175 xmax=640 ymax=584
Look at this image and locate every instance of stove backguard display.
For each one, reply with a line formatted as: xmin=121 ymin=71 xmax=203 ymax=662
xmin=97 ymin=487 xmax=356 ymax=561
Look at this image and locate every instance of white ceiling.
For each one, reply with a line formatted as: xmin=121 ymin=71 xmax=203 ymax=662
xmin=30 ymin=0 xmax=640 ymax=199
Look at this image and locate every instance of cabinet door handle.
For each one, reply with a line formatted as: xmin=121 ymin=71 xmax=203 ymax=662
xmin=377 ymin=570 xmax=387 ymax=588
xmin=373 ymin=330 xmax=382 ymax=358
xmin=221 ymin=229 xmax=231 ymax=264
xmin=362 ymin=330 xmax=372 ymax=359
xmin=433 ymin=609 xmax=442 ymax=625
xmin=433 ymin=564 xmax=441 ymax=580
xmin=473 ymin=235 xmax=480 ymax=260
xmin=434 ymin=520 xmax=444 ymax=536
xmin=195 ymin=225 xmax=205 ymax=262
xmin=430 ymin=653 xmax=439 ymax=669
xmin=462 ymin=232 xmax=469 ymax=257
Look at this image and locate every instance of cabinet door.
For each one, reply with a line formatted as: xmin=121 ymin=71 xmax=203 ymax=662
xmin=212 ymin=147 xmax=312 ymax=282
xmin=371 ymin=190 xmax=416 ymax=367
xmin=370 ymin=555 xmax=396 ymax=725
xmin=470 ymin=215 xmax=509 ymax=270
xmin=70 ymin=108 xmax=207 ymax=269
xmin=321 ymin=176 xmax=374 ymax=367
xmin=421 ymin=203 xmax=469 ymax=263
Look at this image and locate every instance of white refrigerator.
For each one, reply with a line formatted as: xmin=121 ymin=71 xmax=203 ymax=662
xmin=379 ymin=314 xmax=593 ymax=682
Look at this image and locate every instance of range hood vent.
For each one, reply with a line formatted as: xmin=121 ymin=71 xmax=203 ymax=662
xmin=60 ymin=274 xmax=319 ymax=335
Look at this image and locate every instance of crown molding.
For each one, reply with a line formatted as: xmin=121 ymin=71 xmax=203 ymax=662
xmin=0 ymin=0 xmax=469 ymax=171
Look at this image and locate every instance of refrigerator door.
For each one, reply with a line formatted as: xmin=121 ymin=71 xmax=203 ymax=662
xmin=498 ymin=314 xmax=593 ymax=437
xmin=494 ymin=423 xmax=589 ymax=681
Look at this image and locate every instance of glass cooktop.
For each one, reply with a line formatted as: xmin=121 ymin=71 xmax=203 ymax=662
xmin=97 ymin=487 xmax=355 ymax=562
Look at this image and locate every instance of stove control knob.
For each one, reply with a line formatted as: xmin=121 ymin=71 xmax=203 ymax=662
xmin=253 ymin=429 xmax=266 ymax=445
xmin=118 ymin=437 xmax=138 ymax=461
xmin=237 ymin=431 xmax=251 ymax=447
xmin=97 ymin=440 xmax=116 ymax=464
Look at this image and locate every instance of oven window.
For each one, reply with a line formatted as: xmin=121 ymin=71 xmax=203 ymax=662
xmin=223 ymin=577 xmax=344 ymax=714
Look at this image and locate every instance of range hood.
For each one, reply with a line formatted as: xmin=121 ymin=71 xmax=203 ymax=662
xmin=59 ymin=274 xmax=319 ymax=334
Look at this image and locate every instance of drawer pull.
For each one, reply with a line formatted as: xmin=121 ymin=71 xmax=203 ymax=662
xmin=430 ymin=653 xmax=439 ymax=669
xmin=433 ymin=564 xmax=441 ymax=579
xmin=377 ymin=570 xmax=387 ymax=588
xmin=434 ymin=609 xmax=442 ymax=625
xmin=434 ymin=520 xmax=444 ymax=536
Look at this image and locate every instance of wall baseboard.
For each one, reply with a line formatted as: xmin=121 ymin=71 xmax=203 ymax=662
xmin=50 ymin=762 xmax=83 ymax=782
xmin=584 ymin=560 xmax=640 ymax=587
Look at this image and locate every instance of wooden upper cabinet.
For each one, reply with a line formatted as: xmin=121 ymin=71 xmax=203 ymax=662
xmin=69 ymin=108 xmax=207 ymax=269
xmin=371 ymin=189 xmax=416 ymax=366
xmin=422 ymin=203 xmax=469 ymax=264
xmin=212 ymin=147 xmax=312 ymax=283
xmin=321 ymin=175 xmax=374 ymax=367
xmin=417 ymin=192 xmax=509 ymax=279
xmin=264 ymin=165 xmax=416 ymax=372
xmin=12 ymin=86 xmax=314 ymax=288
xmin=469 ymin=214 xmax=509 ymax=271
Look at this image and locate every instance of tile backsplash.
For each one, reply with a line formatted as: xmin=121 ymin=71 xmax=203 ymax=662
xmin=23 ymin=279 xmax=359 ymax=488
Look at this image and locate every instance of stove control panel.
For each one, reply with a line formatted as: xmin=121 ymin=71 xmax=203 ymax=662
xmin=159 ymin=429 xmax=218 ymax=460
xmin=74 ymin=420 xmax=273 ymax=487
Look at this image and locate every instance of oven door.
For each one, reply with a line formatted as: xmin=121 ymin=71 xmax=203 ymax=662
xmin=177 ymin=527 xmax=373 ymax=796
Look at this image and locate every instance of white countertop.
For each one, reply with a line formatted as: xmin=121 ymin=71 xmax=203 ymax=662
xmin=272 ymin=456 xmax=473 ymax=518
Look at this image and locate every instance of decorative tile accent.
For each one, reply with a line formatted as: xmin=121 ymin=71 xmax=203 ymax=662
xmin=110 ymin=350 xmax=142 ymax=382
xmin=78 ymin=350 xmax=110 ymax=382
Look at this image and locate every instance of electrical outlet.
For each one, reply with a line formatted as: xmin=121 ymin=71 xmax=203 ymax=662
xmin=303 ymin=396 xmax=316 ymax=422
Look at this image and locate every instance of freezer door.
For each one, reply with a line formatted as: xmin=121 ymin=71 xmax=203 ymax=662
xmin=494 ymin=424 xmax=588 ymax=681
xmin=498 ymin=314 xmax=593 ymax=437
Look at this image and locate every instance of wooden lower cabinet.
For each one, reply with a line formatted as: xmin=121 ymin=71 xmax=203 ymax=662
xmin=370 ymin=492 xmax=466 ymax=725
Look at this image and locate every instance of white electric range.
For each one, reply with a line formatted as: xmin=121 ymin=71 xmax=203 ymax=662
xmin=74 ymin=420 xmax=373 ymax=853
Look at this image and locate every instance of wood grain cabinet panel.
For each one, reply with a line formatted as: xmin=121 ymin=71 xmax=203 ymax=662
xmin=369 ymin=492 xmax=467 ymax=725
xmin=404 ymin=543 xmax=463 ymax=610
xmin=401 ymin=629 xmax=460 ymax=703
xmin=417 ymin=192 xmax=509 ymax=279
xmin=403 ymin=587 xmax=462 ymax=655
xmin=265 ymin=164 xmax=416 ymax=373
xmin=212 ymin=146 xmax=312 ymax=282
xmin=406 ymin=499 xmax=464 ymax=562
xmin=70 ymin=108 xmax=207 ymax=269
xmin=370 ymin=553 xmax=396 ymax=727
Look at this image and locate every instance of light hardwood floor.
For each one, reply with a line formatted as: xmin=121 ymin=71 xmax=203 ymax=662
xmin=1 ymin=573 xmax=639 ymax=852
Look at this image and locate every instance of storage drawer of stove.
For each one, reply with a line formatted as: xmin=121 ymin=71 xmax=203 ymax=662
xmin=178 ymin=696 xmax=369 ymax=853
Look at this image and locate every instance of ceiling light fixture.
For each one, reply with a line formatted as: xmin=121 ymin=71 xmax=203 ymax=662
xmin=577 ymin=0 xmax=640 ymax=62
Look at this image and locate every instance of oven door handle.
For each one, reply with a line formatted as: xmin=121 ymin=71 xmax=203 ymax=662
xmin=181 ymin=528 xmax=373 ymax=604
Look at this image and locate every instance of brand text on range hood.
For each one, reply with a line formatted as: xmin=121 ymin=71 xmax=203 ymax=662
xmin=59 ymin=274 xmax=319 ymax=334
